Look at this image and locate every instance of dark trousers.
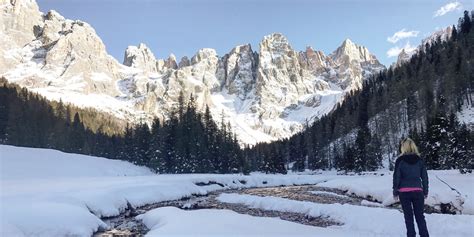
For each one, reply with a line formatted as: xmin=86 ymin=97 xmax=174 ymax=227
xmin=399 ymin=191 xmax=429 ymax=237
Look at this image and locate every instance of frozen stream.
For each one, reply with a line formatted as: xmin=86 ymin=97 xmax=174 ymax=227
xmin=94 ymin=184 xmax=440 ymax=237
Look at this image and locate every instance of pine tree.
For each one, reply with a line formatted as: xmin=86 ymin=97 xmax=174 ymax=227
xmin=148 ymin=118 xmax=164 ymax=172
xmin=354 ymin=126 xmax=370 ymax=173
xmin=460 ymin=10 xmax=472 ymax=34
xmin=456 ymin=124 xmax=473 ymax=173
xmin=133 ymin=123 xmax=151 ymax=166
xmin=423 ymin=113 xmax=448 ymax=169
xmin=70 ymin=112 xmax=85 ymax=152
xmin=0 ymin=84 xmax=10 ymax=143
xmin=289 ymin=134 xmax=304 ymax=171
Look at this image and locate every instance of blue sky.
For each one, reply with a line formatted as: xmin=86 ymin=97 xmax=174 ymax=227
xmin=37 ymin=0 xmax=472 ymax=66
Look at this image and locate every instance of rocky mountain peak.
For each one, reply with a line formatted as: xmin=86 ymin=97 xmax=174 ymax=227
xmin=178 ymin=56 xmax=191 ymax=68
xmin=0 ymin=0 xmax=43 ymax=74
xmin=394 ymin=48 xmax=413 ymax=67
xmin=259 ymin=33 xmax=293 ymax=54
xmin=341 ymin=38 xmax=355 ymax=47
xmin=191 ymin=48 xmax=217 ymax=65
xmin=165 ymin=54 xmax=178 ymax=69
xmin=230 ymin=44 xmax=253 ymax=54
xmin=331 ymin=38 xmax=373 ymax=64
xmin=2 ymin=0 xmax=121 ymax=95
xmin=217 ymin=44 xmax=256 ymax=98
xmin=298 ymin=46 xmax=328 ymax=73
xmin=123 ymin=43 xmax=159 ymax=72
xmin=399 ymin=48 xmax=409 ymax=59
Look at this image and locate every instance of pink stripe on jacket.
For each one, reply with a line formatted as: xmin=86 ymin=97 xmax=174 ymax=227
xmin=399 ymin=187 xmax=423 ymax=192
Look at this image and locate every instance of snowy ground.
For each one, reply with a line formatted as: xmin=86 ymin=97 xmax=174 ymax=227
xmin=138 ymin=207 xmax=352 ymax=237
xmin=217 ymin=193 xmax=474 ymax=237
xmin=316 ymin=171 xmax=474 ymax=215
xmin=1 ymin=145 xmax=473 ymax=236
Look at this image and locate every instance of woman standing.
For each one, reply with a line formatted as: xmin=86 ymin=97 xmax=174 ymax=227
xmin=393 ymin=138 xmax=430 ymax=237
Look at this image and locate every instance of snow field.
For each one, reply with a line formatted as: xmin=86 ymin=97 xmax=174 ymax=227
xmin=1 ymin=145 xmax=473 ymax=236
xmin=217 ymin=193 xmax=474 ymax=237
xmin=0 ymin=145 xmax=332 ymax=237
xmin=137 ymin=207 xmax=354 ymax=237
xmin=0 ymin=145 xmax=154 ymax=180
xmin=316 ymin=171 xmax=474 ymax=214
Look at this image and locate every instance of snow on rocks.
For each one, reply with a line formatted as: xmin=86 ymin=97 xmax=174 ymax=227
xmin=217 ymin=193 xmax=474 ymax=237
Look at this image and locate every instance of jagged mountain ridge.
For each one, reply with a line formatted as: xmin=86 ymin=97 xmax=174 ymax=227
xmin=394 ymin=26 xmax=453 ymax=67
xmin=0 ymin=0 xmax=385 ymax=144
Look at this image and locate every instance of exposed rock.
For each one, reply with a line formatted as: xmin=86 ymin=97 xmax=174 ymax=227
xmin=298 ymin=46 xmax=329 ymax=74
xmin=331 ymin=39 xmax=375 ymax=64
xmin=178 ymin=56 xmax=190 ymax=68
xmin=165 ymin=54 xmax=178 ymax=69
xmin=0 ymin=0 xmax=43 ymax=73
xmin=123 ymin=43 xmax=160 ymax=73
xmin=394 ymin=49 xmax=413 ymax=67
xmin=216 ymin=44 xmax=256 ymax=98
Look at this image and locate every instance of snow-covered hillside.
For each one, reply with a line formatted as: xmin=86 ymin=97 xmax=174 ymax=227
xmin=1 ymin=145 xmax=473 ymax=236
xmin=0 ymin=0 xmax=385 ymax=144
xmin=0 ymin=145 xmax=153 ymax=180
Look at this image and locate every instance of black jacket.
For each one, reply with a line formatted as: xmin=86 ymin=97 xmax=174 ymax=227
xmin=392 ymin=154 xmax=429 ymax=196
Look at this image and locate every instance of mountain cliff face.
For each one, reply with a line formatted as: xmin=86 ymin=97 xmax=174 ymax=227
xmin=0 ymin=0 xmax=385 ymax=144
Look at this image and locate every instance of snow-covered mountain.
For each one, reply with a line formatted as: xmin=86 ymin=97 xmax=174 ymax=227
xmin=0 ymin=0 xmax=385 ymax=144
xmin=394 ymin=26 xmax=453 ymax=67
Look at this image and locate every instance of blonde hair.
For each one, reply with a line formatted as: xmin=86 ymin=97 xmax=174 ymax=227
xmin=400 ymin=138 xmax=420 ymax=155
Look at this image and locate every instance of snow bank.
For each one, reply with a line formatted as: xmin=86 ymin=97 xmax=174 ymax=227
xmin=0 ymin=145 xmax=332 ymax=237
xmin=309 ymin=190 xmax=350 ymax=199
xmin=0 ymin=145 xmax=153 ymax=180
xmin=316 ymin=171 xmax=474 ymax=214
xmin=1 ymin=202 xmax=107 ymax=237
xmin=137 ymin=206 xmax=352 ymax=237
xmin=218 ymin=193 xmax=474 ymax=237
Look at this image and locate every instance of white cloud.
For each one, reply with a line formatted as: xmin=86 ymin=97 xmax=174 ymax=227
xmin=387 ymin=42 xmax=417 ymax=58
xmin=433 ymin=1 xmax=462 ymax=17
xmin=387 ymin=29 xmax=420 ymax=43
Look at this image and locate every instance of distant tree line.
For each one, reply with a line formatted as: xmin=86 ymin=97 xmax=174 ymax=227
xmin=0 ymin=81 xmax=253 ymax=173
xmin=0 ymin=79 xmax=125 ymax=155
xmin=246 ymin=11 xmax=474 ymax=173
